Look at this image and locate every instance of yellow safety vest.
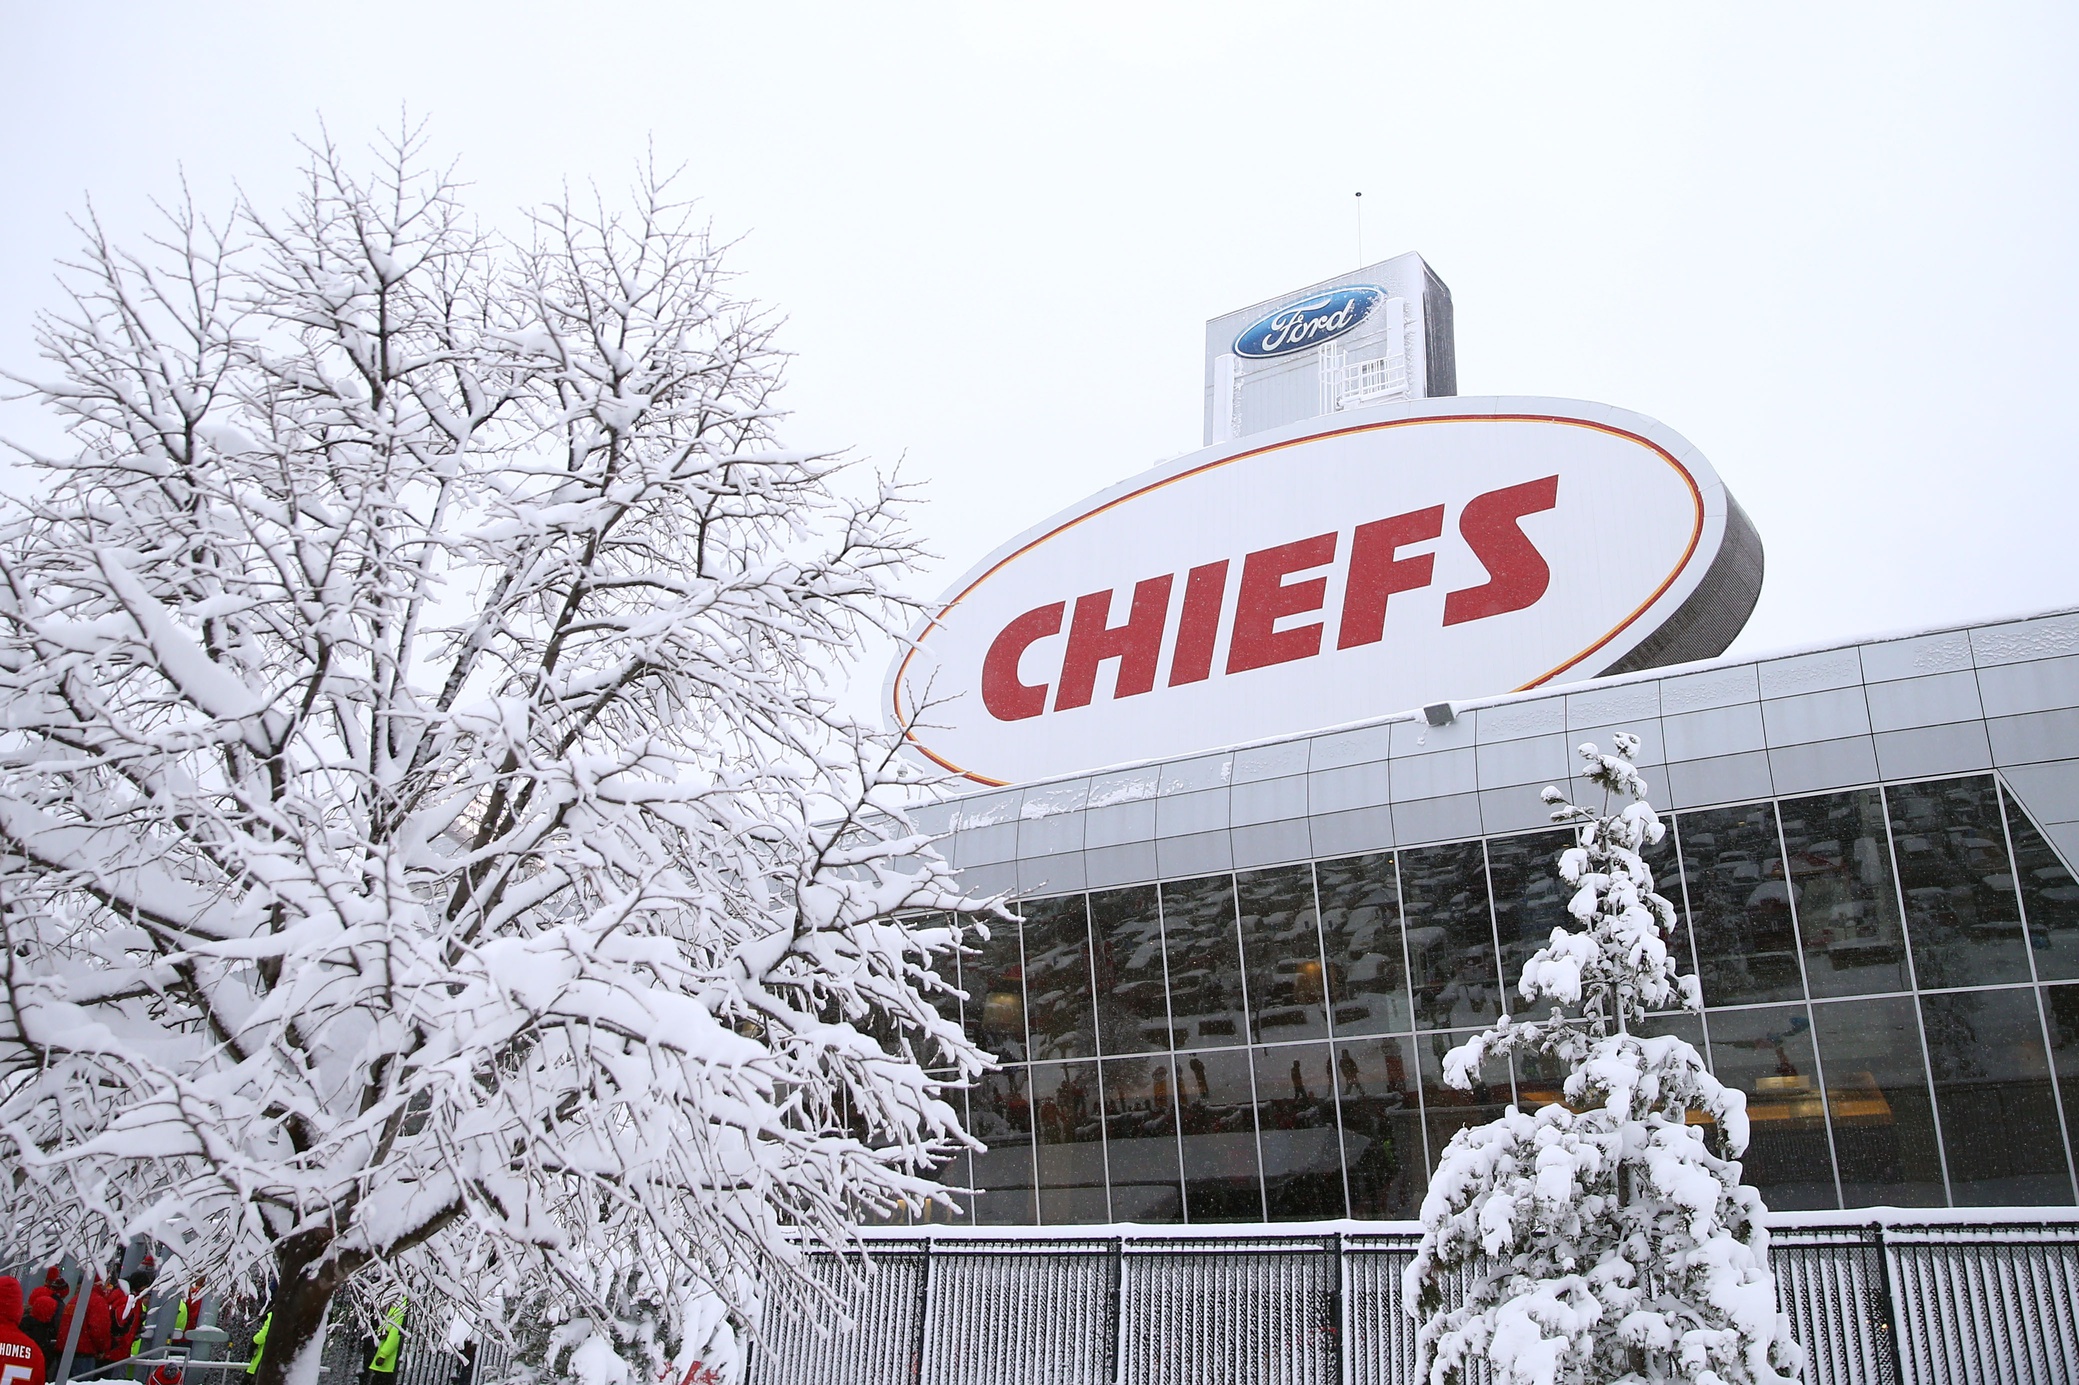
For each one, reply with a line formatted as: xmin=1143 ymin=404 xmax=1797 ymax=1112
xmin=369 ymin=1302 xmax=405 ymax=1375
xmin=247 ymin=1315 xmax=271 ymax=1375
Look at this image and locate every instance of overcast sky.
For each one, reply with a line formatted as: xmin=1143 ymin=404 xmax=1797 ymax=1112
xmin=4 ymin=2 xmax=2076 ymax=718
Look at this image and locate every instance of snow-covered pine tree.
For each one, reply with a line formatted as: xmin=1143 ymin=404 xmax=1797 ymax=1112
xmin=0 ymin=128 xmax=988 ymax=1385
xmin=1405 ymin=735 xmax=1804 ymax=1385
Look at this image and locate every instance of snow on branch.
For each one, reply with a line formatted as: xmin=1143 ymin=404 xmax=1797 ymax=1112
xmin=0 ymin=128 xmax=991 ymax=1385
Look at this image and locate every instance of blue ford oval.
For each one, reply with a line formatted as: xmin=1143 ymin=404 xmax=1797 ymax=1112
xmin=1232 ymin=284 xmax=1385 ymax=360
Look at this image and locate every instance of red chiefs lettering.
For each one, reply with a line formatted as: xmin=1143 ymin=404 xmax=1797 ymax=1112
xmin=981 ymin=475 xmax=1559 ymax=722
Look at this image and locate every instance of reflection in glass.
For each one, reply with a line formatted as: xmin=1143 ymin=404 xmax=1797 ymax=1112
xmin=1808 ymin=997 xmax=1943 ymax=1207
xmin=1161 ymin=876 xmax=1249 ymax=1049
xmin=1237 ymin=866 xmax=1330 ymax=1042
xmin=1645 ymin=822 xmax=1696 ymax=978
xmin=1250 ymin=1042 xmax=1344 ymax=1219
xmin=1317 ymin=853 xmax=1412 ymax=1036
xmin=1634 ymin=1012 xmax=1706 ymax=1052
xmin=921 ymin=913 xmax=964 ymax=1036
xmin=1510 ymin=1045 xmax=1571 ymax=1113
xmin=1176 ymin=1046 xmax=1263 ymax=1222
xmin=1403 ymin=842 xmax=1502 ymax=1030
xmin=1334 ymin=1034 xmax=1426 ymax=1219
xmin=2047 ymin=986 xmax=2079 ymax=1173
xmin=1706 ymin=1006 xmax=1835 ymax=1210
xmin=1781 ymin=790 xmax=1910 ymax=998
xmin=2006 ymin=790 xmax=2079 ymax=984
xmin=1889 ymin=776 xmax=2031 ymax=989
xmin=1090 ymin=886 xmax=1172 ymax=1054
xmin=968 ymin=1066 xmax=1035 ymax=1224
xmin=1032 ymin=1060 xmax=1108 ymax=1224
xmin=1021 ymin=895 xmax=1097 ymax=1060
xmin=1418 ymin=1029 xmax=1510 ymax=1161
xmin=1486 ymin=829 xmax=1573 ymax=1015
xmin=1100 ymin=1055 xmax=1183 ymax=1223
xmin=1920 ymin=988 xmax=2072 ymax=1205
xmin=965 ymin=910 xmax=1028 ymax=1063
xmin=1682 ymin=802 xmax=1803 ymax=1007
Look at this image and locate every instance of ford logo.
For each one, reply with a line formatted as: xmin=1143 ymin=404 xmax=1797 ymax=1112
xmin=1232 ymin=284 xmax=1384 ymax=359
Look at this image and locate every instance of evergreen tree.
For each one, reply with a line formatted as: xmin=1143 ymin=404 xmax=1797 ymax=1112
xmin=1406 ymin=735 xmax=1804 ymax=1385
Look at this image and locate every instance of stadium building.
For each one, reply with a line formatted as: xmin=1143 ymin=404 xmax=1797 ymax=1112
xmin=750 ymin=258 xmax=2079 ymax=1385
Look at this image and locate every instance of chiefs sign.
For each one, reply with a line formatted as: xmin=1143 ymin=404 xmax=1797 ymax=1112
xmin=888 ymin=398 xmax=1761 ymax=786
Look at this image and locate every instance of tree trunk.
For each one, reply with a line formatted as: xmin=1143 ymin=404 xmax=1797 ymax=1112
xmin=255 ymin=1233 xmax=348 ymax=1385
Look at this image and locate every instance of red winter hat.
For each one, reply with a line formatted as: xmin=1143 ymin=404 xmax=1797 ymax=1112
xmin=0 ymin=1277 xmax=22 ymax=1326
xmin=43 ymin=1267 xmax=64 ymax=1285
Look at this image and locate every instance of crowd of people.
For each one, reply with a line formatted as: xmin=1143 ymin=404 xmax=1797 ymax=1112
xmin=0 ymin=1257 xmax=206 ymax=1385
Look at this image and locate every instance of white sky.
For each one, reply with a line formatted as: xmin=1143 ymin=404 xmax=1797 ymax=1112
xmin=4 ymin=2 xmax=2076 ymax=718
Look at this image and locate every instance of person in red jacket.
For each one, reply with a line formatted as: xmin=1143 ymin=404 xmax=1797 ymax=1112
xmin=18 ymin=1275 xmax=61 ymax=1370
xmin=102 ymin=1275 xmax=145 ymax=1372
xmin=57 ymin=1278 xmax=112 ymax=1366
xmin=0 ymin=1275 xmax=48 ymax=1385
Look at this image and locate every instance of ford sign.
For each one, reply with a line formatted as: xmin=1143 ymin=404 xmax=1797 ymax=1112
xmin=1232 ymin=284 xmax=1385 ymax=359
xmin=887 ymin=397 xmax=1762 ymax=786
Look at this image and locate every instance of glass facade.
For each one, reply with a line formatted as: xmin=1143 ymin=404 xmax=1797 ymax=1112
xmin=917 ymin=772 xmax=2079 ymax=1225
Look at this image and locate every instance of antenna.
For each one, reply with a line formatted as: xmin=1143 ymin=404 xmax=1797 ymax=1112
xmin=1355 ymin=191 xmax=1364 ymax=267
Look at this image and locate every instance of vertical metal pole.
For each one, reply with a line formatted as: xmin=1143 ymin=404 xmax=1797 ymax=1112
xmin=54 ymin=1269 xmax=91 ymax=1385
xmin=1328 ymin=1233 xmax=1347 ymax=1385
xmin=1871 ymin=1223 xmax=1904 ymax=1385
xmin=908 ymin=1240 xmax=933 ymax=1385
xmin=1107 ymin=1238 xmax=1125 ymax=1385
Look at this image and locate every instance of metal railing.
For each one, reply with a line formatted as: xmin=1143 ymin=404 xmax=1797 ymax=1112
xmin=745 ymin=1222 xmax=2079 ymax=1385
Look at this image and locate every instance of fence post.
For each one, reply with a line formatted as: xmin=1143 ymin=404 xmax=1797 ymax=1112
xmin=1871 ymin=1222 xmax=1904 ymax=1385
xmin=1106 ymin=1239 xmax=1124 ymax=1385
xmin=1328 ymin=1233 xmax=1345 ymax=1385
xmin=907 ymin=1239 xmax=933 ymax=1385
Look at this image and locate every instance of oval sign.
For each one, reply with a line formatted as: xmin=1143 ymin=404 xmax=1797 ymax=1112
xmin=887 ymin=397 xmax=1760 ymax=786
xmin=1232 ymin=284 xmax=1384 ymax=359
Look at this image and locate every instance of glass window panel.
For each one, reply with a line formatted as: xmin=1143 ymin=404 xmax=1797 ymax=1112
xmin=1706 ymin=1006 xmax=1836 ymax=1210
xmin=1317 ymin=852 xmax=1413 ymax=1036
xmin=1888 ymin=776 xmax=2032 ymax=989
xmin=920 ymin=912 xmax=964 ymax=1033
xmin=965 ymin=911 xmax=1028 ymax=1064
xmin=915 ymin=1083 xmax=971 ymax=1227
xmin=2047 ymin=985 xmax=2079 ymax=1174
xmin=1101 ymin=1055 xmax=1184 ymax=1224
xmin=1510 ymin=1045 xmax=1571 ymax=1113
xmin=1238 ymin=865 xmax=1331 ymax=1042
xmin=1403 ymin=842 xmax=1503 ymax=1030
xmin=1032 ymin=1060 xmax=1109 ymax=1224
xmin=1921 ymin=988 xmax=2073 ymax=1205
xmin=1418 ymin=1028 xmax=1511 ymax=1164
xmin=2006 ymin=791 xmax=2079 ymax=984
xmin=1161 ymin=875 xmax=1249 ymax=1050
xmin=1021 ymin=895 xmax=1098 ymax=1060
xmin=1779 ymin=790 xmax=1910 ymax=998
xmin=1635 ymin=1011 xmax=1707 ymax=1052
xmin=1808 ymin=997 xmax=1944 ymax=1207
xmin=1334 ymin=1034 xmax=1426 ymax=1219
xmin=1251 ymin=1042 xmax=1345 ymax=1220
xmin=968 ymin=1066 xmax=1036 ymax=1224
xmin=1486 ymin=829 xmax=1574 ymax=1014
xmin=1091 ymin=885 xmax=1174 ymax=1055
xmin=1680 ymin=802 xmax=1804 ymax=1006
xmin=1645 ymin=820 xmax=1696 ymax=978
xmin=1176 ymin=1046 xmax=1263 ymax=1222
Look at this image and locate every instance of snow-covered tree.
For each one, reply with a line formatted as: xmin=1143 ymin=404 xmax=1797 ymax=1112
xmin=1405 ymin=735 xmax=1804 ymax=1385
xmin=0 ymin=128 xmax=987 ymax=1385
